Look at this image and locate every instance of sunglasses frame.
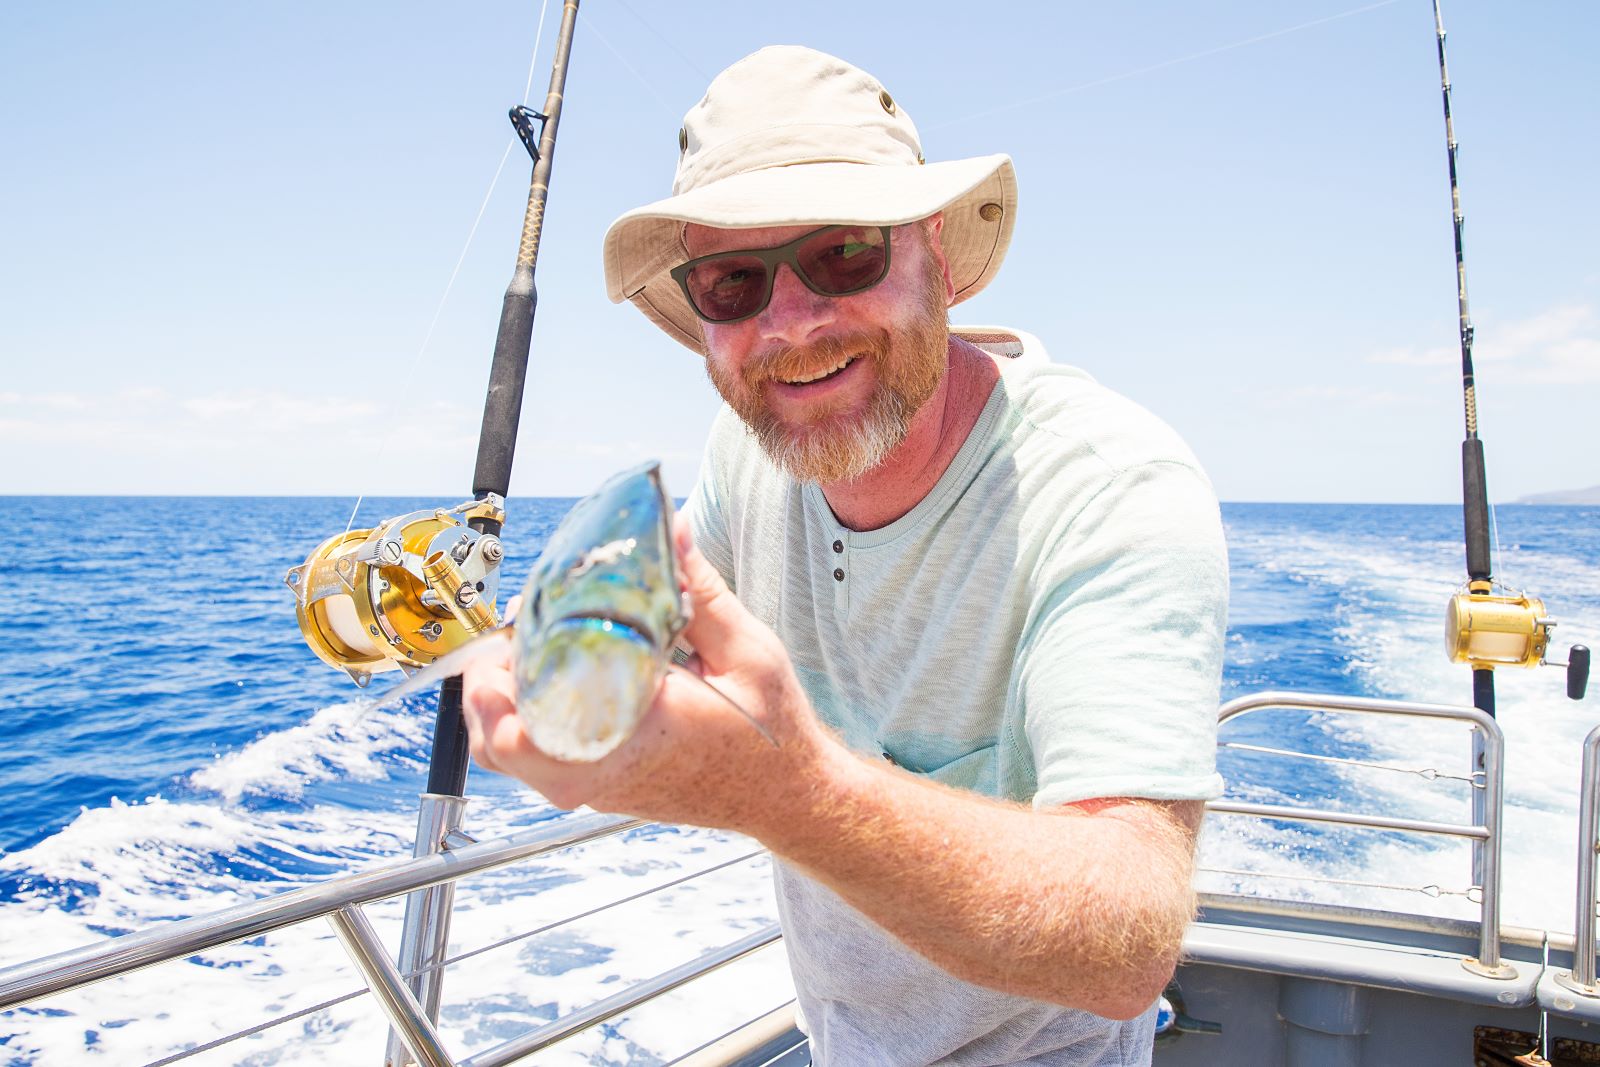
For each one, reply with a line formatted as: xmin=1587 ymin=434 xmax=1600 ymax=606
xmin=670 ymin=224 xmax=895 ymax=325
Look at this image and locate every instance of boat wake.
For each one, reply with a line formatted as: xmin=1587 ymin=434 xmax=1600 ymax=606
xmin=1203 ymin=506 xmax=1598 ymax=932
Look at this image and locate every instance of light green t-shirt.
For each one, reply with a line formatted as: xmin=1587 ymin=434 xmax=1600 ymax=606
xmin=684 ymin=327 xmax=1228 ymax=1066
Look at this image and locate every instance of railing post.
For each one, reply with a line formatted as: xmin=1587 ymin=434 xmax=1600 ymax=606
xmin=331 ymin=906 xmax=456 ymax=1067
xmin=1471 ymin=729 xmax=1488 ymax=893
xmin=385 ymin=794 xmax=469 ymax=1066
xmin=1463 ymin=720 xmax=1513 ymax=978
xmin=1556 ymin=725 xmax=1600 ymax=996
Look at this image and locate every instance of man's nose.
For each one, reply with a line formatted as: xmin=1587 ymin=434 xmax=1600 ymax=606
xmin=757 ymin=263 xmax=836 ymax=346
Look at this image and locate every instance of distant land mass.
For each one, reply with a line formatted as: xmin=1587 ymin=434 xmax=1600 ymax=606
xmin=1512 ymin=484 xmax=1600 ymax=505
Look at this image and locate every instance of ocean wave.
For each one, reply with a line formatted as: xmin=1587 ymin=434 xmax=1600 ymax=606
xmin=188 ymin=700 xmax=432 ymax=803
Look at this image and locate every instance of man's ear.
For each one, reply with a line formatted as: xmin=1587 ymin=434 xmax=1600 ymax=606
xmin=923 ymin=213 xmax=957 ymax=306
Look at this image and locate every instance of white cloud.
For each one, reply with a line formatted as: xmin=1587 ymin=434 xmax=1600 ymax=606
xmin=0 ymin=388 xmax=435 ymax=434
xmin=0 ymin=382 xmax=708 ymax=495
xmin=1367 ymin=343 xmax=1456 ymax=368
xmin=0 ymin=385 xmax=475 ymax=486
xmin=1367 ymin=301 xmax=1600 ymax=383
xmin=1243 ymin=384 xmax=1409 ymax=407
xmin=180 ymin=394 xmax=257 ymax=421
xmin=175 ymin=390 xmax=388 ymax=427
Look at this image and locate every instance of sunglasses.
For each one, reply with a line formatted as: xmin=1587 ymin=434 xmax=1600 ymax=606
xmin=670 ymin=225 xmax=893 ymax=325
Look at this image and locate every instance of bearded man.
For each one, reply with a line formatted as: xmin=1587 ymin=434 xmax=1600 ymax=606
xmin=462 ymin=46 xmax=1228 ymax=1067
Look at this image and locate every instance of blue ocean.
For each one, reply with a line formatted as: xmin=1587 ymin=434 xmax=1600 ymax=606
xmin=1 ymin=497 xmax=1595 ymax=1064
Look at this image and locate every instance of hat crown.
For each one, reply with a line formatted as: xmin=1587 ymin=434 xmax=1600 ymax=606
xmin=674 ymin=46 xmax=923 ymax=196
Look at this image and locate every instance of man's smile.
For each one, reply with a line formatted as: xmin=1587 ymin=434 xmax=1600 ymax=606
xmin=778 ymin=353 xmax=859 ymax=386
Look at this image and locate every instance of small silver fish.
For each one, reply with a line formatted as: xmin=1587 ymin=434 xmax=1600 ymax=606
xmin=510 ymin=461 xmax=687 ymax=760
xmin=368 ymin=462 xmax=687 ymax=762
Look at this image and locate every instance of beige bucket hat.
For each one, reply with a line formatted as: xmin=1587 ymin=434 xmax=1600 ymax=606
xmin=602 ymin=45 xmax=1018 ymax=353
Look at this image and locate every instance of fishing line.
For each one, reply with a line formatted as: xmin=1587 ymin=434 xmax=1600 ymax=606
xmin=319 ymin=0 xmax=552 ymax=521
xmin=669 ymin=664 xmax=781 ymax=749
xmin=924 ymin=0 xmax=1401 ymax=132
xmin=407 ymin=140 xmax=517 ymax=378
xmin=1488 ymin=500 xmax=1513 ymax=595
xmin=578 ymin=9 xmax=683 ymax=119
xmin=339 ymin=492 xmax=364 ymax=549
xmin=523 ymin=0 xmax=552 ymax=103
xmin=614 ymin=0 xmax=710 ymax=80
xmin=321 ymin=0 xmax=555 ymax=572
xmin=406 ymin=0 xmax=552 ymax=382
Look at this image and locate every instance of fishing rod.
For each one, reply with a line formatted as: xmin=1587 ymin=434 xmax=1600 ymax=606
xmin=281 ymin=1 xmax=582 ymax=1052
xmin=1430 ymin=0 xmax=1587 ymax=710
xmin=287 ymin=0 xmax=580 ymax=751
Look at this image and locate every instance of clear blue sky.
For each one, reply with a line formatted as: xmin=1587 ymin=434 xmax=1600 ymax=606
xmin=2 ymin=1 xmax=1594 ymax=502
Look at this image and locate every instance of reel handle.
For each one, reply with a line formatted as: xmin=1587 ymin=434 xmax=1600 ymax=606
xmin=1568 ymin=645 xmax=1591 ymax=701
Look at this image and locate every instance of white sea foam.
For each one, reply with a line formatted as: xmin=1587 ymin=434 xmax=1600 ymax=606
xmin=1204 ymin=522 xmax=1596 ymax=933
xmin=0 ymin=746 xmax=788 ymax=1066
xmin=188 ymin=699 xmax=431 ymax=802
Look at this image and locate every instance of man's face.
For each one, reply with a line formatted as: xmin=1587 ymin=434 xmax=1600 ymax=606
xmin=682 ymin=220 xmax=953 ymax=485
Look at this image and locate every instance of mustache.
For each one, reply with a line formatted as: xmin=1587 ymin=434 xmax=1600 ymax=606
xmin=743 ymin=332 xmax=887 ymax=387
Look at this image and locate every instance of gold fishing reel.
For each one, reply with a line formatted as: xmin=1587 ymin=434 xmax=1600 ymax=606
xmin=285 ymin=498 xmax=507 ymax=687
xmin=1445 ymin=582 xmax=1549 ymax=670
xmin=1446 ymin=580 xmax=1590 ymax=699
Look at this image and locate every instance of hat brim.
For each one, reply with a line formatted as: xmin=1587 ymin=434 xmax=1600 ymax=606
xmin=603 ymin=154 xmax=1016 ymax=353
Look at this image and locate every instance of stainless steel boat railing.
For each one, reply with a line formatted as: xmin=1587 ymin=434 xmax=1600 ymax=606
xmin=0 ymin=690 xmax=1524 ymax=1062
xmin=1555 ymin=723 xmax=1600 ymax=998
xmin=1205 ymin=691 xmax=1512 ymax=977
xmin=0 ymin=811 xmax=783 ymax=1066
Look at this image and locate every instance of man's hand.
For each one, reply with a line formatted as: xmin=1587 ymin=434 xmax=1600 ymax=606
xmin=460 ymin=513 xmax=833 ymax=831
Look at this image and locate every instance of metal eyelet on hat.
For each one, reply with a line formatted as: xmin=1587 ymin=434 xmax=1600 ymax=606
xmin=678 ymin=127 xmax=688 ymax=152
xmin=879 ymin=89 xmax=895 ymax=115
xmin=979 ymin=202 xmax=1003 ymax=222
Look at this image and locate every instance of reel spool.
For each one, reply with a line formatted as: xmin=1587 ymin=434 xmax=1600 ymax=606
xmin=285 ymin=499 xmax=506 ymax=687
xmin=1446 ymin=581 xmax=1590 ymax=699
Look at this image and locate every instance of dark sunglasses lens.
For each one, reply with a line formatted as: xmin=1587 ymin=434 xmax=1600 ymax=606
xmin=796 ymin=226 xmax=889 ymax=295
xmin=683 ymin=256 xmax=770 ymax=322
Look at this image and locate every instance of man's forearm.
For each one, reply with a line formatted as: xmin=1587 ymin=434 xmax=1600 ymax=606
xmin=752 ymin=738 xmax=1201 ymax=1019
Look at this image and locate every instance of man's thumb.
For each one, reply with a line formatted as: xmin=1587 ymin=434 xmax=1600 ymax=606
xmin=672 ymin=513 xmax=749 ymax=653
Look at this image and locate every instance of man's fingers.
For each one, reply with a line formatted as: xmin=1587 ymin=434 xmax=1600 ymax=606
xmin=461 ymin=659 xmax=584 ymax=797
xmin=462 ymin=661 xmax=517 ymax=771
xmin=673 ymin=513 xmax=755 ymax=657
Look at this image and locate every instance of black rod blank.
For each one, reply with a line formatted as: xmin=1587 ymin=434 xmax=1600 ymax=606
xmin=473 ymin=0 xmax=582 ymax=510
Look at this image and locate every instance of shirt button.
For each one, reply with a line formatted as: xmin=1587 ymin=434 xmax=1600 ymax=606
xmin=833 ymin=568 xmax=845 ymax=582
xmin=832 ymin=540 xmax=843 ymax=553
